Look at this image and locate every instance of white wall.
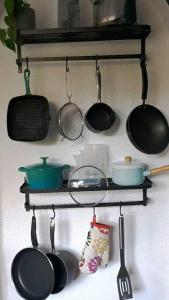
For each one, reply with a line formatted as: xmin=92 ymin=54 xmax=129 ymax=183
xmin=0 ymin=0 xmax=169 ymax=299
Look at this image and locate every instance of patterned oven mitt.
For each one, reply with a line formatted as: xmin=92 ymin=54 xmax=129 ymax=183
xmin=79 ymin=219 xmax=111 ymax=274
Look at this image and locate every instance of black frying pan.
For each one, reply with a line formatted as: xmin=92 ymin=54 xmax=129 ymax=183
xmin=85 ymin=63 xmax=116 ymax=133
xmin=126 ymin=60 xmax=169 ymax=154
xmin=46 ymin=216 xmax=76 ymax=294
xmin=11 ymin=214 xmax=54 ymax=300
xmin=7 ymin=68 xmax=50 ymax=142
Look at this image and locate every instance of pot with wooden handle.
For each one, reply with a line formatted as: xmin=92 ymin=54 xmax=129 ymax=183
xmin=112 ymin=156 xmax=169 ymax=186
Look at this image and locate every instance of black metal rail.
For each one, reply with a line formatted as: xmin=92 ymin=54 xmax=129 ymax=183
xmin=16 ymin=24 xmax=151 ymax=72
xmin=20 ymin=178 xmax=152 ymax=211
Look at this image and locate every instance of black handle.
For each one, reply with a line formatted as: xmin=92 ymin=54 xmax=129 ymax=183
xmin=140 ymin=60 xmax=148 ymax=104
xmin=31 ymin=216 xmax=38 ymax=248
xmin=96 ymin=66 xmax=102 ymax=103
xmin=119 ymin=215 xmax=125 ymax=266
xmin=50 ymin=218 xmax=55 ymax=252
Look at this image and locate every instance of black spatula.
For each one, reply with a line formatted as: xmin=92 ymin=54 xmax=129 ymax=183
xmin=117 ymin=214 xmax=133 ymax=300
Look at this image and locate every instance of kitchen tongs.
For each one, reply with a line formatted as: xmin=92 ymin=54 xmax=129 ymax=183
xmin=117 ymin=213 xmax=133 ymax=300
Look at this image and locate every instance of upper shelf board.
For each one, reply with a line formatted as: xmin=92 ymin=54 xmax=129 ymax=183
xmin=18 ymin=24 xmax=151 ymax=45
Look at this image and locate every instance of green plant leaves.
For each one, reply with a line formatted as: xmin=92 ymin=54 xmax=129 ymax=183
xmin=4 ymin=0 xmax=15 ymax=16
xmin=4 ymin=38 xmax=16 ymax=51
xmin=0 ymin=29 xmax=6 ymax=44
xmin=7 ymin=26 xmax=16 ymax=41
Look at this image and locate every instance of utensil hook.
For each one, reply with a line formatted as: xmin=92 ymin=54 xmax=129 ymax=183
xmin=51 ymin=205 xmax=55 ymax=220
xmin=120 ymin=202 xmax=123 ymax=216
xmin=93 ymin=206 xmax=96 ymax=223
xmin=33 ymin=205 xmax=36 ymax=217
xmin=26 ymin=57 xmax=29 ymax=70
xmin=95 ymin=55 xmax=101 ymax=103
xmin=65 ymin=56 xmax=72 ymax=102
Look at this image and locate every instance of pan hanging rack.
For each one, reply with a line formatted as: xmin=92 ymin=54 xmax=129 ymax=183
xmin=20 ymin=177 xmax=152 ymax=211
xmin=16 ymin=24 xmax=150 ymax=72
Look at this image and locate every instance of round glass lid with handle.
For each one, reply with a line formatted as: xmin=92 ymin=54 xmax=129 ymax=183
xmin=68 ymin=165 xmax=108 ymax=206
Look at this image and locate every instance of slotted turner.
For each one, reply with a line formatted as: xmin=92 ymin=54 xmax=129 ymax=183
xmin=117 ymin=214 xmax=133 ymax=300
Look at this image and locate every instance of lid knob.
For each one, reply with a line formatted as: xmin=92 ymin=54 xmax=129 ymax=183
xmin=40 ymin=157 xmax=48 ymax=165
xmin=124 ymin=156 xmax=132 ymax=163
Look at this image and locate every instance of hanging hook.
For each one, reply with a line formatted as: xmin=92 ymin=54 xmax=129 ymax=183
xmin=33 ymin=206 xmax=36 ymax=217
xmin=26 ymin=57 xmax=29 ymax=70
xmin=51 ymin=205 xmax=55 ymax=220
xmin=66 ymin=56 xmax=69 ymax=72
xmin=119 ymin=202 xmax=123 ymax=216
xmin=96 ymin=55 xmax=99 ymax=71
xmin=93 ymin=206 xmax=96 ymax=223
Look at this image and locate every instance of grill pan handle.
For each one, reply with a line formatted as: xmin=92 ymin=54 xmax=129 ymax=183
xmin=24 ymin=68 xmax=31 ymax=95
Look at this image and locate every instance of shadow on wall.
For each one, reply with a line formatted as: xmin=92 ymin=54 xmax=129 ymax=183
xmin=126 ymin=214 xmax=145 ymax=293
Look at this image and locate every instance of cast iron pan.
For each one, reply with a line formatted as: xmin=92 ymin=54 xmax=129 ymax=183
xmin=7 ymin=68 xmax=50 ymax=142
xmin=85 ymin=64 xmax=116 ymax=133
xmin=11 ymin=214 xmax=54 ymax=300
xmin=126 ymin=60 xmax=169 ymax=154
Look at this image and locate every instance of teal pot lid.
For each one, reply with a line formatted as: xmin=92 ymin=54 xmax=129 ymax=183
xmin=20 ymin=157 xmax=64 ymax=171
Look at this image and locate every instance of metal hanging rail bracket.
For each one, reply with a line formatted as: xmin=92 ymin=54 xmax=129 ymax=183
xmin=16 ymin=24 xmax=151 ymax=72
xmin=20 ymin=178 xmax=152 ymax=211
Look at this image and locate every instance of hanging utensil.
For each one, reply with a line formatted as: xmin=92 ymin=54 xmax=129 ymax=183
xmin=56 ymin=58 xmax=84 ymax=141
xmin=11 ymin=209 xmax=55 ymax=300
xmin=126 ymin=60 xmax=169 ymax=154
xmin=46 ymin=207 xmax=76 ymax=294
xmin=117 ymin=209 xmax=133 ymax=300
xmin=7 ymin=59 xmax=50 ymax=142
xmin=85 ymin=58 xmax=116 ymax=133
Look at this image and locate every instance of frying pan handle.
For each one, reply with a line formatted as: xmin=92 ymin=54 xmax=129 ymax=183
xmin=96 ymin=66 xmax=101 ymax=103
xmin=24 ymin=68 xmax=31 ymax=95
xmin=119 ymin=215 xmax=125 ymax=266
xmin=140 ymin=60 xmax=148 ymax=103
xmin=31 ymin=215 xmax=38 ymax=248
xmin=50 ymin=218 xmax=55 ymax=252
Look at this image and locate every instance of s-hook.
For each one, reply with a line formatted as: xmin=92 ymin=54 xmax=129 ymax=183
xmin=51 ymin=205 xmax=55 ymax=220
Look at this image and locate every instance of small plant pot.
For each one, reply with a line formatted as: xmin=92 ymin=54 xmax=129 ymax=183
xmin=16 ymin=5 xmax=36 ymax=30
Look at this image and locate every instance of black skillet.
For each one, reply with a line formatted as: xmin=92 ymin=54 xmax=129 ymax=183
xmin=85 ymin=62 xmax=116 ymax=133
xmin=11 ymin=213 xmax=54 ymax=300
xmin=126 ymin=60 xmax=169 ymax=154
xmin=7 ymin=67 xmax=50 ymax=142
xmin=46 ymin=214 xmax=76 ymax=294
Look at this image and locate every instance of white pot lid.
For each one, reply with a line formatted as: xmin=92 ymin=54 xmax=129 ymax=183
xmin=112 ymin=156 xmax=144 ymax=170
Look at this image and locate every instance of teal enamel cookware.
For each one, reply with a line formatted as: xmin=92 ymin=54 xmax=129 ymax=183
xmin=19 ymin=157 xmax=70 ymax=189
xmin=112 ymin=156 xmax=169 ymax=186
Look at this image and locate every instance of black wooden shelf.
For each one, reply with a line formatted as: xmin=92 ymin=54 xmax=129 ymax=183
xmin=16 ymin=24 xmax=151 ymax=72
xmin=18 ymin=24 xmax=151 ymax=44
xmin=20 ymin=178 xmax=152 ymax=211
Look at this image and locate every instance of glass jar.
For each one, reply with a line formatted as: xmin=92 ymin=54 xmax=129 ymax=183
xmin=58 ymin=0 xmax=80 ymax=28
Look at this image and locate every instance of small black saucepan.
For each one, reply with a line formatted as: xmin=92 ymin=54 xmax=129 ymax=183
xmin=7 ymin=67 xmax=50 ymax=142
xmin=85 ymin=62 xmax=116 ymax=133
xmin=11 ymin=212 xmax=54 ymax=300
xmin=126 ymin=60 xmax=169 ymax=154
xmin=46 ymin=212 xmax=76 ymax=294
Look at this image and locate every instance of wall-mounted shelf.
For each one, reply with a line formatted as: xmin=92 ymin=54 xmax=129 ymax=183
xmin=16 ymin=24 xmax=151 ymax=72
xmin=20 ymin=178 xmax=152 ymax=211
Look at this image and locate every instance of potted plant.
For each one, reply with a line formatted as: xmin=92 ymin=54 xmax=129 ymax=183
xmin=0 ymin=0 xmax=35 ymax=52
